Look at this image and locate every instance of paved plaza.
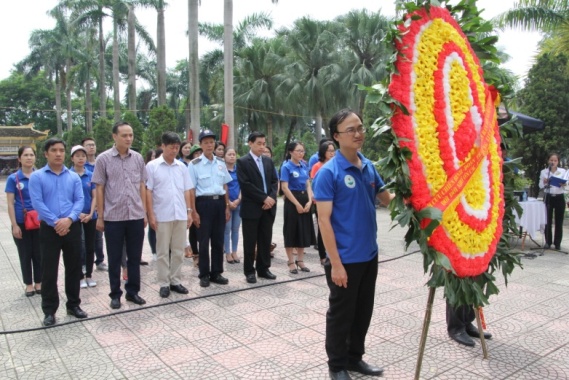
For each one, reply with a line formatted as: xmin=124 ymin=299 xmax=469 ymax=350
xmin=0 ymin=177 xmax=568 ymax=379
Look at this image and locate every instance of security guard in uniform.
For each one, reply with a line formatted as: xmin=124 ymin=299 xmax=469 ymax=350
xmin=188 ymin=130 xmax=232 ymax=287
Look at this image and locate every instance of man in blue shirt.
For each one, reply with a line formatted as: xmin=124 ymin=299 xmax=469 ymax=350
xmin=29 ymin=138 xmax=87 ymax=327
xmin=313 ymin=109 xmax=393 ymax=380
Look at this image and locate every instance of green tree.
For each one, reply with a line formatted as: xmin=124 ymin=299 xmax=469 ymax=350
xmin=512 ymin=53 xmax=569 ymax=196
xmin=142 ymin=105 xmax=177 ymax=152
xmin=0 ymin=72 xmax=57 ymax=134
xmin=93 ymin=117 xmax=114 ymax=150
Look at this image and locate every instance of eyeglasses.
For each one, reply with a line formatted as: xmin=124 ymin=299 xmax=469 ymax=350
xmin=337 ymin=126 xmax=366 ymax=135
xmin=293 ymin=150 xmax=305 ymax=153
xmin=326 ymin=149 xmax=335 ymax=153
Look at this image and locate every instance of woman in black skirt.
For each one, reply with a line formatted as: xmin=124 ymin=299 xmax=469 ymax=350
xmin=281 ymin=142 xmax=315 ymax=274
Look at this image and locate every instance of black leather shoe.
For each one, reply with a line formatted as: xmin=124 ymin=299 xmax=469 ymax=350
xmin=465 ymin=324 xmax=492 ymax=339
xmin=200 ymin=277 xmax=210 ymax=287
xmin=450 ymin=330 xmax=475 ymax=347
xmin=346 ymin=360 xmax=383 ymax=376
xmin=43 ymin=314 xmax=56 ymax=327
xmin=258 ymin=270 xmax=277 ymax=280
xmin=210 ymin=275 xmax=229 ymax=285
xmin=246 ymin=274 xmax=257 ymax=284
xmin=140 ymin=260 xmax=149 ymax=265
xmin=329 ymin=369 xmax=352 ymax=380
xmin=110 ymin=298 xmax=121 ymax=309
xmin=555 ymin=244 xmax=561 ymax=250
xmin=125 ymin=294 xmax=146 ymax=305
xmin=159 ymin=286 xmax=170 ymax=298
xmin=67 ymin=306 xmax=88 ymax=319
xmin=170 ymin=284 xmax=189 ymax=294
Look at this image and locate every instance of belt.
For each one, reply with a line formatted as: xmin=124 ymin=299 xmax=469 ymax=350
xmin=197 ymin=195 xmax=224 ymax=200
xmin=548 ymin=193 xmax=564 ymax=197
xmin=290 ymin=190 xmax=306 ymax=194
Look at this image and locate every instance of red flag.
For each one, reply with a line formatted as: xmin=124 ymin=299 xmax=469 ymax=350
xmin=221 ymin=124 xmax=229 ymax=145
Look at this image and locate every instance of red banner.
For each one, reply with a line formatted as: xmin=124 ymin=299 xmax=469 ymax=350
xmin=221 ymin=124 xmax=229 ymax=145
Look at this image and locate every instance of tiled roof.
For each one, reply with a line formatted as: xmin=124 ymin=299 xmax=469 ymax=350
xmin=0 ymin=124 xmax=48 ymax=138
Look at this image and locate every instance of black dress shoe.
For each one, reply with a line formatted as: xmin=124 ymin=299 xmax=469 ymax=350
xmin=465 ymin=324 xmax=492 ymax=339
xmin=110 ymin=298 xmax=121 ymax=309
xmin=346 ymin=360 xmax=383 ymax=376
xmin=43 ymin=314 xmax=56 ymax=327
xmin=125 ymin=294 xmax=146 ymax=305
xmin=555 ymin=244 xmax=561 ymax=250
xmin=25 ymin=290 xmax=35 ymax=297
xmin=329 ymin=369 xmax=352 ymax=380
xmin=140 ymin=260 xmax=149 ymax=265
xmin=450 ymin=330 xmax=475 ymax=347
xmin=210 ymin=275 xmax=229 ymax=285
xmin=200 ymin=277 xmax=210 ymax=287
xmin=246 ymin=274 xmax=257 ymax=284
xmin=67 ymin=306 xmax=88 ymax=319
xmin=159 ymin=286 xmax=170 ymax=298
xmin=258 ymin=270 xmax=276 ymax=280
xmin=170 ymin=284 xmax=189 ymax=294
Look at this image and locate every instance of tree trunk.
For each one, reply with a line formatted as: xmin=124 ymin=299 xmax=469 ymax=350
xmin=98 ymin=15 xmax=106 ymax=119
xmin=86 ymin=71 xmax=93 ymax=133
xmin=188 ymin=0 xmax=200 ymax=144
xmin=65 ymin=60 xmax=72 ymax=131
xmin=55 ymin=71 xmax=63 ymax=135
xmin=112 ymin=18 xmax=121 ymax=122
xmin=127 ymin=5 xmax=137 ymax=114
xmin=185 ymin=97 xmax=191 ymax=139
xmin=267 ymin=114 xmax=273 ymax=148
xmin=315 ymin=111 xmax=323 ymax=144
xmin=224 ymin=0 xmax=235 ymax=148
xmin=157 ymin=1 xmax=167 ymax=106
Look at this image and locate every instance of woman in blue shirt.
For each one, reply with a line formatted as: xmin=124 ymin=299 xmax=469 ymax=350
xmin=224 ymin=148 xmax=242 ymax=263
xmin=70 ymin=145 xmax=98 ymax=288
xmin=5 ymin=146 xmax=42 ymax=296
xmin=281 ymin=141 xmax=315 ymax=274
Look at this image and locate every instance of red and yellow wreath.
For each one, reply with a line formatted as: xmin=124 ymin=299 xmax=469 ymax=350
xmin=388 ymin=6 xmax=504 ymax=278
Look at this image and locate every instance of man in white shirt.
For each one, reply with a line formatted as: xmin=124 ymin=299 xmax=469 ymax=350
xmin=146 ymin=132 xmax=194 ymax=297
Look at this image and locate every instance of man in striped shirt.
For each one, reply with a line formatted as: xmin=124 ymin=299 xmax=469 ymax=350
xmin=92 ymin=121 xmax=148 ymax=310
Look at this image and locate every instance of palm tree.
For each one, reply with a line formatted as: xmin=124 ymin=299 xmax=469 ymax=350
xmin=494 ymin=0 xmax=569 ymax=57
xmin=188 ymin=0 xmax=200 ymax=143
xmin=201 ymin=10 xmax=274 ymax=147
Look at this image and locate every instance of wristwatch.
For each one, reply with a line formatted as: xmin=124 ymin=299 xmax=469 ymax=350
xmin=187 ymin=208 xmax=193 ymax=212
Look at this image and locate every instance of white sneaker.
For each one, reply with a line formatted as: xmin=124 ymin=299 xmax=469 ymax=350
xmin=152 ymin=254 xmax=157 ymax=262
xmin=86 ymin=278 xmax=97 ymax=287
xmin=80 ymin=279 xmax=88 ymax=288
xmin=96 ymin=263 xmax=108 ymax=271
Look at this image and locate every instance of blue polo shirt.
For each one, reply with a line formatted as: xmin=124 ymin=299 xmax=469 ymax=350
xmin=85 ymin=161 xmax=95 ymax=173
xmin=226 ymin=165 xmax=240 ymax=202
xmin=308 ymin=152 xmax=319 ymax=171
xmin=29 ymin=164 xmax=84 ymax=227
xmin=70 ymin=167 xmax=97 ymax=219
xmin=280 ymin=160 xmax=310 ymax=191
xmin=312 ymin=151 xmax=384 ymax=263
xmin=5 ymin=170 xmax=34 ymax=224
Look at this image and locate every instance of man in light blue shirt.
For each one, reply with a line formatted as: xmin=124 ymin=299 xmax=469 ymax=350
xmin=188 ymin=130 xmax=232 ymax=288
xmin=29 ymin=138 xmax=87 ymax=327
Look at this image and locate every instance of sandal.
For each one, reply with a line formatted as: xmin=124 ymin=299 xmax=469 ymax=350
xmin=295 ymin=260 xmax=310 ymax=272
xmin=288 ymin=262 xmax=298 ymax=274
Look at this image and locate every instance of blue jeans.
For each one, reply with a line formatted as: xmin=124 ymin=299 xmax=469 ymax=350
xmin=224 ymin=205 xmax=241 ymax=253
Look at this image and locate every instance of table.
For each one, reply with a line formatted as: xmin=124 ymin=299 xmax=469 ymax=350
xmin=515 ymin=200 xmax=547 ymax=249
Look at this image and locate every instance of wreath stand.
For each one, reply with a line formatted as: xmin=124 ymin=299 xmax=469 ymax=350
xmin=414 ymin=286 xmax=488 ymax=380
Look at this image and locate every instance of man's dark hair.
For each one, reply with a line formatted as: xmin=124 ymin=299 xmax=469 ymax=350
xmin=318 ymin=141 xmax=335 ymax=162
xmin=328 ymin=108 xmax=362 ymax=147
xmin=81 ymin=137 xmax=95 ymax=145
xmin=112 ymin=121 xmax=131 ymax=134
xmin=248 ymin=131 xmax=265 ymax=143
xmin=44 ymin=138 xmax=66 ymax=152
xmin=161 ymin=131 xmax=182 ymax=146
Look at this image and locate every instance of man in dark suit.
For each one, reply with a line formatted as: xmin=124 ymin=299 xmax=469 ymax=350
xmin=237 ymin=132 xmax=279 ymax=284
